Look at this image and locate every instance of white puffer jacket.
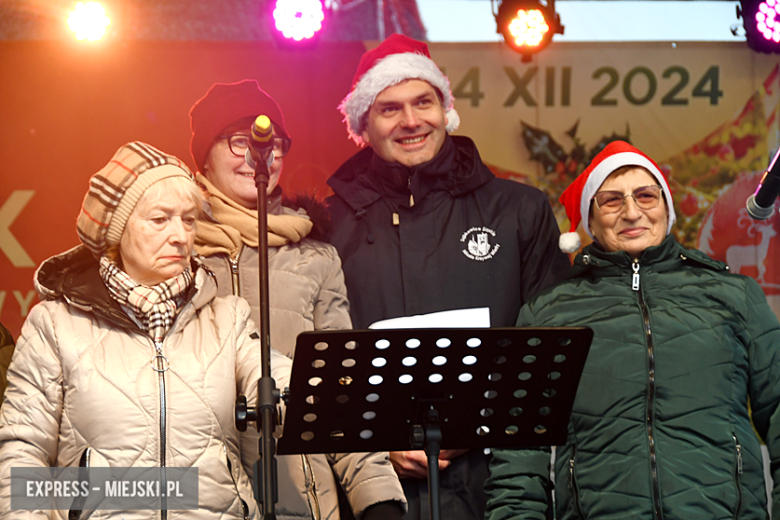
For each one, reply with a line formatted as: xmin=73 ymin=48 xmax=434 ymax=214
xmin=0 ymin=246 xmax=292 ymax=520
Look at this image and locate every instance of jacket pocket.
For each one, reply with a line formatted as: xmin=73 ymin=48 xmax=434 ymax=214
xmin=568 ymin=445 xmax=585 ymax=519
xmin=68 ymin=447 xmax=91 ymax=520
xmin=732 ymin=433 xmax=743 ymax=519
xmin=224 ymin=446 xmax=250 ymax=520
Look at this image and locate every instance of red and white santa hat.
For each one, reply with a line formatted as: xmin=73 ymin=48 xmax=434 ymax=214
xmin=558 ymin=140 xmax=676 ymax=253
xmin=339 ymin=33 xmax=460 ymax=145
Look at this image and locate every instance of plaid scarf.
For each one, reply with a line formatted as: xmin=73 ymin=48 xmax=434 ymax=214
xmin=99 ymin=255 xmax=193 ymax=343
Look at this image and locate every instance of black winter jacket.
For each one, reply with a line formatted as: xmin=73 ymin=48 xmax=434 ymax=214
xmin=326 ymin=135 xmax=570 ymax=329
xmin=326 ymin=135 xmax=570 ymax=520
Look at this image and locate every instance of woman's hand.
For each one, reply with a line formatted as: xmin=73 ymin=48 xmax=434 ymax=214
xmin=389 ymin=449 xmax=468 ymax=479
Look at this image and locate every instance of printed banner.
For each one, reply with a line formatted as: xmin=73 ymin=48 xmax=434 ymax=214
xmin=433 ymin=42 xmax=780 ymax=314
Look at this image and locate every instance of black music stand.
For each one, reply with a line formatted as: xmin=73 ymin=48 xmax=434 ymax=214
xmin=277 ymin=327 xmax=592 ymax=520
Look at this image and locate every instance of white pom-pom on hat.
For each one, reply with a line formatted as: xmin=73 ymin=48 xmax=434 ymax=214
xmin=558 ymin=232 xmax=582 ymax=254
xmin=445 ymin=108 xmax=460 ymax=133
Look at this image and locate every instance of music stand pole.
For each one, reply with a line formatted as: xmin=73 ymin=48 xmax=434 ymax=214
xmin=420 ymin=406 xmax=442 ymax=520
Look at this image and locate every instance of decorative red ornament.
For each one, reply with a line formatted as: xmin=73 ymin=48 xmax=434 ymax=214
xmin=699 ymin=171 xmax=780 ymax=295
xmin=680 ymin=193 xmax=699 ymax=216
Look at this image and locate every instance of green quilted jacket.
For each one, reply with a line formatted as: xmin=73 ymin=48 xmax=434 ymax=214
xmin=485 ymin=235 xmax=780 ymax=520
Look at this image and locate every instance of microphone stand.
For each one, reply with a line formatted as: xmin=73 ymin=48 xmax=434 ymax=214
xmin=235 ymin=148 xmax=280 ymax=520
xmin=255 ymin=151 xmax=279 ymax=520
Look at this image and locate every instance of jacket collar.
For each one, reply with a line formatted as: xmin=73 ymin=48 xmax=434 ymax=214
xmin=35 ymin=245 xmax=214 ymax=333
xmin=327 ymin=135 xmax=494 ymax=212
xmin=367 ymin=135 xmax=458 ymax=199
xmin=571 ymin=234 xmax=726 ymax=277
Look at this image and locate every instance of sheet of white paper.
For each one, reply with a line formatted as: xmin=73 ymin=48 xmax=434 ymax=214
xmin=368 ymin=307 xmax=491 ymax=329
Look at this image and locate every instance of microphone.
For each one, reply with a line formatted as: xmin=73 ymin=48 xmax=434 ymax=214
xmin=747 ymin=146 xmax=780 ymax=220
xmin=244 ymin=115 xmax=275 ymax=170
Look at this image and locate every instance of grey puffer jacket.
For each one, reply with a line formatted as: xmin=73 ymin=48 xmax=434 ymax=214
xmin=0 ymin=245 xmax=292 ymax=520
xmin=199 ymin=231 xmax=350 ymax=360
xmin=196 ymin=198 xmax=406 ymax=520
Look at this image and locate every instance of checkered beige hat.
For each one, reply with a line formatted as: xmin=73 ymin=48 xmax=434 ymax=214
xmin=76 ymin=142 xmax=194 ymax=257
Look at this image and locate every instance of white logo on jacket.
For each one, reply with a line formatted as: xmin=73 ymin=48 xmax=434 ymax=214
xmin=461 ymin=226 xmax=500 ymax=261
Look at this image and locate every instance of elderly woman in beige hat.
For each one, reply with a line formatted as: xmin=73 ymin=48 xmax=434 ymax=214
xmin=0 ymin=142 xmax=291 ymax=518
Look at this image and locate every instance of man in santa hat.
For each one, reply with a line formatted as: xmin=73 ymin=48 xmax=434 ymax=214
xmin=326 ymin=34 xmax=571 ymax=520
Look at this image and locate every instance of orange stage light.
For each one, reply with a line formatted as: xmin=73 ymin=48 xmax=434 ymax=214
xmin=67 ymin=2 xmax=110 ymax=41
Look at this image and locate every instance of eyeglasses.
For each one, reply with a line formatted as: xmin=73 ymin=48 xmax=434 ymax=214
xmin=593 ymin=185 xmax=663 ymax=214
xmin=221 ymin=133 xmax=292 ymax=159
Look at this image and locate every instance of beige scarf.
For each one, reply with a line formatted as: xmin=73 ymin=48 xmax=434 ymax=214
xmin=195 ymin=173 xmax=313 ymax=257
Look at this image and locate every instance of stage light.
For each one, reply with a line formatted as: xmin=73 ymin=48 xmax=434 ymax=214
xmin=494 ymin=0 xmax=562 ymax=61
xmin=739 ymin=0 xmax=780 ymax=53
xmin=67 ymin=2 xmax=110 ymax=41
xmin=272 ymin=0 xmax=326 ymax=41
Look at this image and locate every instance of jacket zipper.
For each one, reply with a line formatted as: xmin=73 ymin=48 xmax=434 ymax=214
xmin=302 ymin=454 xmax=321 ymax=520
xmin=68 ymin=447 xmax=92 ymax=520
xmin=732 ymin=433 xmax=743 ymax=518
xmin=230 ymin=247 xmax=244 ymax=298
xmin=224 ymin=445 xmax=250 ymax=520
xmin=230 ymin=246 xmax=317 ymax=518
xmin=633 ymin=259 xmax=662 ymax=519
xmin=153 ymin=339 xmax=168 ymax=520
xmin=568 ymin=445 xmax=585 ymax=519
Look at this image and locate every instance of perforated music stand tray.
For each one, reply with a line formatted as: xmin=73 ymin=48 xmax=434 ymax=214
xmin=277 ymin=327 xmax=592 ymax=454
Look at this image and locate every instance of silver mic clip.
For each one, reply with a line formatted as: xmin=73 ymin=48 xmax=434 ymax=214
xmin=245 ymin=148 xmax=275 ymax=170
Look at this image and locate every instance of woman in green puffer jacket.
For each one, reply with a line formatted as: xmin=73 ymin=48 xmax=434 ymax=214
xmin=485 ymin=141 xmax=780 ymax=520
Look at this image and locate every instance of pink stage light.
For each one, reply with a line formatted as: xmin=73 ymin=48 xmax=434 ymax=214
xmin=273 ymin=0 xmax=325 ymax=41
xmin=755 ymin=0 xmax=780 ymax=40
xmin=742 ymin=0 xmax=780 ymax=52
